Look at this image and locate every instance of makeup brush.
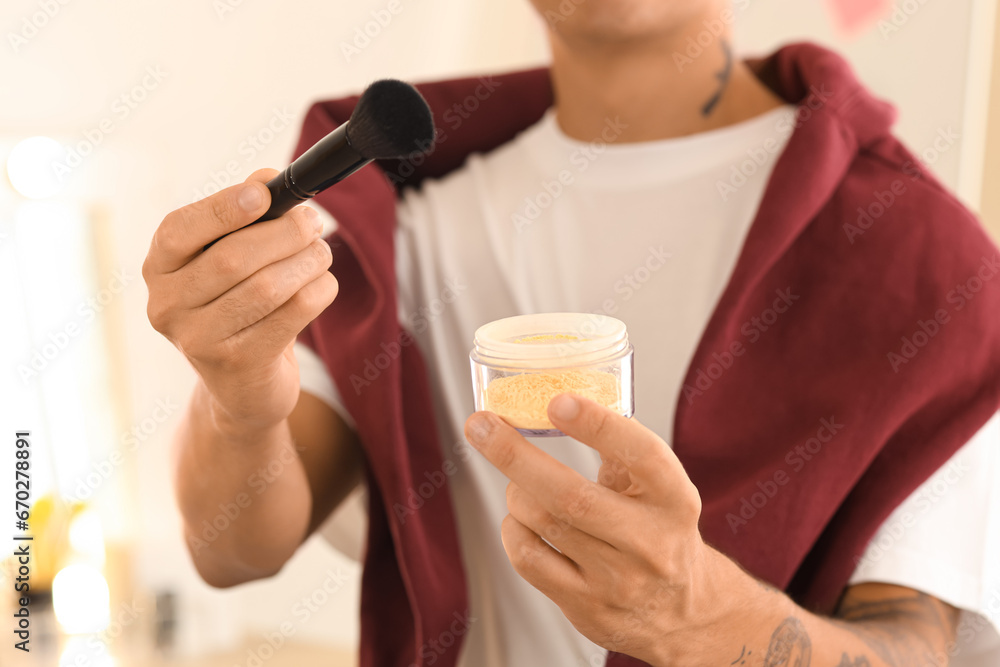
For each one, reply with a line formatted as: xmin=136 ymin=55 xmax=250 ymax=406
xmin=207 ymin=79 xmax=434 ymax=247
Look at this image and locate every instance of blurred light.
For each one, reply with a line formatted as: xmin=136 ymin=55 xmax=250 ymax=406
xmin=53 ymin=564 xmax=111 ymax=634
xmin=60 ymin=636 xmax=118 ymax=667
xmin=13 ymin=200 xmax=83 ymax=237
xmin=7 ymin=136 xmax=67 ymax=199
xmin=69 ymin=509 xmax=106 ymax=567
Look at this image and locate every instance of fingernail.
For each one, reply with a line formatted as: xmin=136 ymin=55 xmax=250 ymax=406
xmin=549 ymin=394 xmax=579 ymax=422
xmin=239 ymin=185 xmax=263 ymax=212
xmin=302 ymin=206 xmax=323 ymax=234
xmin=467 ymin=413 xmax=496 ymax=447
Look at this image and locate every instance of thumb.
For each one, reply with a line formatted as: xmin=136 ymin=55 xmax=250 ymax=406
xmin=247 ymin=167 xmax=280 ymax=184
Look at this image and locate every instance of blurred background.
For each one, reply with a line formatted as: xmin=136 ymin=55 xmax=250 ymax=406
xmin=2 ymin=0 xmax=999 ymax=665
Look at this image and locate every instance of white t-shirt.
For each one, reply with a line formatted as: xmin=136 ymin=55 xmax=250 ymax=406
xmin=298 ymin=106 xmax=1000 ymax=666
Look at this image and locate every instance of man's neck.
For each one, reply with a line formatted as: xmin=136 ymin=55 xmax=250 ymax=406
xmin=549 ymin=20 xmax=786 ymax=143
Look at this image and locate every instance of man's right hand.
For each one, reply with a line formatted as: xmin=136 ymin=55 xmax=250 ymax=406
xmin=142 ymin=168 xmax=339 ymax=433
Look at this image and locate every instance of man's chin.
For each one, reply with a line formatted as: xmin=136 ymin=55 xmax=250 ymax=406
xmin=531 ymin=0 xmax=708 ymax=46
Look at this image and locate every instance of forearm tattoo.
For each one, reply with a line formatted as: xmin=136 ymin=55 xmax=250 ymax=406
xmin=743 ymin=588 xmax=959 ymax=667
xmin=763 ymin=617 xmax=812 ymax=667
xmin=834 ymin=590 xmax=959 ymax=666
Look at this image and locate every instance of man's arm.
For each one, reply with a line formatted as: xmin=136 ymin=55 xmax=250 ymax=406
xmin=709 ymin=574 xmax=959 ymax=667
xmin=831 ymin=583 xmax=959 ymax=665
xmin=144 ymin=169 xmax=362 ymax=588
xmin=288 ymin=391 xmax=366 ymax=536
xmin=174 ymin=385 xmax=363 ymax=588
xmin=462 ymin=394 xmax=964 ymax=666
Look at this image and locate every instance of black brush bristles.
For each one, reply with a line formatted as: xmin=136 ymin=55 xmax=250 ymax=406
xmin=346 ymin=79 xmax=435 ymax=160
xmin=204 ymin=79 xmax=435 ymax=249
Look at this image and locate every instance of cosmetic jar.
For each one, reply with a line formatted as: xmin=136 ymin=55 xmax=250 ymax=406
xmin=470 ymin=313 xmax=634 ymax=437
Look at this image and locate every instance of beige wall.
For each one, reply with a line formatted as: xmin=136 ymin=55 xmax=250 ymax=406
xmin=984 ymin=6 xmax=1000 ymax=241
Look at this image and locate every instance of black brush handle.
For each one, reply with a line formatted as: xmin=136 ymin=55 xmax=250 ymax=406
xmin=281 ymin=123 xmax=371 ymax=199
xmin=204 ymin=123 xmax=371 ymax=249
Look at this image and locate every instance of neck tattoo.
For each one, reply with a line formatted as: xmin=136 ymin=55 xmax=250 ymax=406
xmin=701 ymin=38 xmax=734 ymax=117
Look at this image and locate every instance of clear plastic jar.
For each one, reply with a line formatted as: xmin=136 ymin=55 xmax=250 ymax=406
xmin=469 ymin=312 xmax=634 ymax=437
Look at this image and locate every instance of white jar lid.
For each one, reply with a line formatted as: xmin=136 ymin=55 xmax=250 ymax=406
xmin=471 ymin=312 xmax=630 ymax=369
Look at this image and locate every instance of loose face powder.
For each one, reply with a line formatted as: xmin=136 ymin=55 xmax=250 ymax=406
xmin=470 ymin=313 xmax=634 ymax=437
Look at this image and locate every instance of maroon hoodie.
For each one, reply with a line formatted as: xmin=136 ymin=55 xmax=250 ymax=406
xmin=296 ymin=43 xmax=1000 ymax=667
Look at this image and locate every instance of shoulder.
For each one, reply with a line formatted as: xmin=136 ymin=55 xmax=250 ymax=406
xmin=790 ymin=133 xmax=1000 ymax=381
xmin=822 ymin=135 xmax=998 ymax=304
xmin=838 ymin=136 xmax=981 ymax=242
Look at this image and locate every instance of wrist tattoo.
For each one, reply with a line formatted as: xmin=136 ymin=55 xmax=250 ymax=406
xmin=730 ymin=644 xmax=753 ymax=665
xmin=764 ymin=617 xmax=813 ymax=667
xmin=754 ymin=589 xmax=957 ymax=667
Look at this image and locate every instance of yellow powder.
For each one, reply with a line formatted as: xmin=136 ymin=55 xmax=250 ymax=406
xmin=484 ymin=369 xmax=620 ymax=430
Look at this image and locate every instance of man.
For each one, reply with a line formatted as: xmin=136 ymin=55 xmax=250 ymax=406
xmin=143 ymin=0 xmax=1000 ymax=665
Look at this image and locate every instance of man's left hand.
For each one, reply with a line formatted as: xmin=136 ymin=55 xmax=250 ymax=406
xmin=463 ymin=393 xmax=750 ymax=664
